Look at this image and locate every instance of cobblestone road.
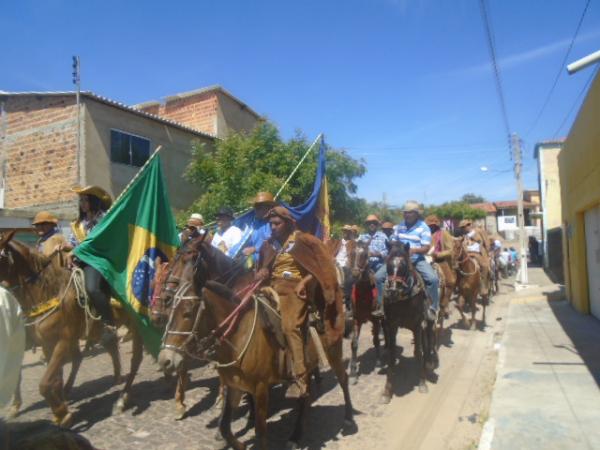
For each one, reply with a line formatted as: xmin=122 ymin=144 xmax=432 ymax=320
xmin=3 ymin=283 xmax=511 ymax=450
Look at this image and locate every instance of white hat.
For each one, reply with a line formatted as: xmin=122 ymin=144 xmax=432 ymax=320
xmin=189 ymin=213 xmax=203 ymax=221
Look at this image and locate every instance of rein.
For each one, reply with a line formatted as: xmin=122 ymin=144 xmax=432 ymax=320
xmin=456 ymin=245 xmax=480 ymax=277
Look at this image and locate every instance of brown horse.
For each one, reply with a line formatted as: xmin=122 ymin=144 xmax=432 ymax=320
xmin=0 ymin=231 xmax=143 ymax=426
xmin=452 ymin=237 xmax=485 ymax=329
xmin=381 ymin=242 xmax=437 ymax=403
xmin=158 ymin=235 xmax=356 ymax=450
xmin=150 ymin=235 xmax=254 ymax=419
xmin=348 ymin=240 xmax=383 ymax=384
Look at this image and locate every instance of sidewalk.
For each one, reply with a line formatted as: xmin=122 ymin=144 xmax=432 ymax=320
xmin=480 ymin=268 xmax=600 ymax=450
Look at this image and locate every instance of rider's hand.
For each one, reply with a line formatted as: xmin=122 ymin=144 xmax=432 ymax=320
xmin=295 ymin=282 xmax=307 ymax=300
xmin=242 ymin=247 xmax=255 ymax=256
xmin=255 ymin=268 xmax=269 ymax=282
xmin=65 ymin=252 xmax=75 ymax=268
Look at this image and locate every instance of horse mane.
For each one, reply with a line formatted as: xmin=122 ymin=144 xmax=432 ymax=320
xmin=198 ymin=241 xmax=248 ymax=287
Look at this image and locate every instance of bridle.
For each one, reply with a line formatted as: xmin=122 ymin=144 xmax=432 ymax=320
xmin=0 ymin=245 xmax=58 ymax=294
xmin=454 ymin=239 xmax=480 ymax=277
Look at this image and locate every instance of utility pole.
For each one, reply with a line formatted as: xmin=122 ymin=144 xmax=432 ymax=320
xmin=512 ymin=133 xmax=528 ymax=284
xmin=72 ymin=56 xmax=81 ymax=185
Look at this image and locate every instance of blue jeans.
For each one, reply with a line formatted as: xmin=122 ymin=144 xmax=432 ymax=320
xmin=414 ymin=258 xmax=440 ymax=312
xmin=373 ymin=262 xmax=387 ymax=308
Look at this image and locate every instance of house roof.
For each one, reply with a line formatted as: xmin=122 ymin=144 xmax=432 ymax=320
xmin=0 ymin=90 xmax=217 ymax=140
xmin=533 ymin=139 xmax=565 ymax=159
xmin=494 ymin=200 xmax=535 ymax=209
xmin=471 ymin=202 xmax=497 ymax=213
xmin=133 ymin=85 xmax=262 ymax=119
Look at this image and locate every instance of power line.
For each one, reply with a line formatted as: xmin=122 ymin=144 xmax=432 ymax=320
xmin=479 ymin=0 xmax=512 ymax=154
xmin=553 ymin=65 xmax=599 ymax=138
xmin=345 ymin=141 xmax=503 ymax=151
xmin=526 ymin=0 xmax=592 ymax=137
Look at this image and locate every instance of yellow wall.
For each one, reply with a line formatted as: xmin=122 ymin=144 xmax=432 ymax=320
xmin=540 ymin=146 xmax=563 ymax=229
xmin=559 ymin=72 xmax=600 ymax=314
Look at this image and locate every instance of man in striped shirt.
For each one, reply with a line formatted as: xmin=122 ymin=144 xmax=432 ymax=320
xmin=392 ymin=201 xmax=440 ymax=321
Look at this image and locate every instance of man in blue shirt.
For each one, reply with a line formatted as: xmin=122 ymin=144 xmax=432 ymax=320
xmin=357 ymin=214 xmax=388 ymax=318
xmin=241 ymin=192 xmax=277 ymax=265
xmin=392 ymin=201 xmax=440 ymax=321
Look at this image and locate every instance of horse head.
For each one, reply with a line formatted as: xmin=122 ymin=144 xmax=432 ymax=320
xmin=0 ymin=231 xmax=37 ymax=288
xmin=386 ymin=241 xmax=412 ymax=290
xmin=352 ymin=240 xmax=370 ymax=279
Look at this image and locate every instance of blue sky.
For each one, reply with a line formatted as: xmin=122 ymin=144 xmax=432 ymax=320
xmin=2 ymin=0 xmax=599 ymax=206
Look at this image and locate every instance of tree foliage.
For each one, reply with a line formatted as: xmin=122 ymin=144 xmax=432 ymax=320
xmin=183 ymin=122 xmax=366 ymax=225
xmin=460 ymin=193 xmax=486 ymax=204
xmin=425 ymin=201 xmax=486 ymax=221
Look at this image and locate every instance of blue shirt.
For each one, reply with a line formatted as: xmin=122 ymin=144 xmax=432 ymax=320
xmin=358 ymin=231 xmax=388 ymax=267
xmin=392 ymin=219 xmax=432 ymax=262
xmin=247 ymin=218 xmax=272 ymax=262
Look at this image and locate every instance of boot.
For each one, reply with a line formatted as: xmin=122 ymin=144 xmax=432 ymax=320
xmin=372 ymin=303 xmax=384 ymax=318
xmin=285 ymin=377 xmax=308 ymax=399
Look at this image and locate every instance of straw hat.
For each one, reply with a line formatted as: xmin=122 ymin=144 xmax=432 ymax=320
xmin=252 ymin=191 xmax=276 ymax=206
xmin=72 ymin=185 xmax=112 ymax=209
xmin=402 ymin=200 xmax=422 ymax=213
xmin=351 ymin=225 xmax=359 ymax=233
xmin=365 ymin=214 xmax=380 ymax=224
xmin=459 ymin=219 xmax=473 ymax=228
xmin=381 ymin=221 xmax=394 ymax=230
xmin=425 ymin=215 xmax=441 ymax=226
xmin=341 ymin=224 xmax=353 ymax=231
xmin=32 ymin=211 xmax=58 ymax=225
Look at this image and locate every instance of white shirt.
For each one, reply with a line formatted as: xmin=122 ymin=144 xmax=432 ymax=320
xmin=0 ymin=287 xmax=25 ymax=407
xmin=466 ymin=230 xmax=481 ymax=253
xmin=336 ymin=239 xmax=349 ymax=267
xmin=211 ymin=225 xmax=243 ymax=256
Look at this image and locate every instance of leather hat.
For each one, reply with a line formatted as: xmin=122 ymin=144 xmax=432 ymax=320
xmin=252 ymin=191 xmax=276 ymax=206
xmin=187 ymin=213 xmax=204 ymax=227
xmin=215 ymin=207 xmax=235 ymax=219
xmin=365 ymin=214 xmax=380 ymax=224
xmin=32 ymin=211 xmax=59 ymax=225
xmin=425 ymin=215 xmax=441 ymax=226
xmin=381 ymin=221 xmax=394 ymax=229
xmin=72 ymin=185 xmax=112 ymax=209
xmin=459 ymin=219 xmax=473 ymax=227
xmin=402 ymin=200 xmax=422 ymax=213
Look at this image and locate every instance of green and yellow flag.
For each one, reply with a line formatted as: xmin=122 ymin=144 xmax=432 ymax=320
xmin=74 ymin=155 xmax=179 ymax=356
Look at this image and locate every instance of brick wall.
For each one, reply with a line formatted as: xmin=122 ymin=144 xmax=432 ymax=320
xmin=137 ymin=92 xmax=218 ymax=136
xmin=1 ymin=95 xmax=79 ymax=209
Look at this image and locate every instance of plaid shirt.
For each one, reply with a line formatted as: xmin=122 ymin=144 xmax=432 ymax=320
xmin=392 ymin=219 xmax=432 ymax=262
xmin=358 ymin=231 xmax=388 ymax=266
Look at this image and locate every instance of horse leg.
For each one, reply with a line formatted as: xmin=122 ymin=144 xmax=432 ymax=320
xmin=381 ymin=324 xmax=396 ymax=404
xmin=63 ymin=341 xmax=82 ymax=395
xmin=325 ymin=341 xmax=356 ymax=431
xmin=39 ymin=340 xmax=72 ymax=427
xmin=349 ymin=321 xmax=360 ymax=384
xmin=101 ymin=327 xmax=123 ymax=384
xmin=415 ymin=327 xmax=428 ymax=393
xmin=288 ymin=396 xmax=310 ymax=449
xmin=470 ymin=293 xmax=477 ymax=330
xmin=251 ymin=382 xmax=270 ymax=450
xmin=218 ymin=386 xmax=245 ymax=450
xmin=8 ymin=369 xmax=22 ymax=418
xmin=456 ymin=291 xmax=467 ymax=325
xmin=174 ymin=361 xmax=189 ymax=420
xmin=373 ymin=318 xmax=383 ymax=369
xmin=114 ymin=327 xmax=143 ymax=414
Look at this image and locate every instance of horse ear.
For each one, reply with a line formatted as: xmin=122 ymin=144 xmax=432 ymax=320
xmin=0 ymin=229 xmax=17 ymax=247
xmin=404 ymin=242 xmax=411 ymax=253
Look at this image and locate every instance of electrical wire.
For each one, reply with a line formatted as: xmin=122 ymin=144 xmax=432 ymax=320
xmin=526 ymin=0 xmax=592 ymax=137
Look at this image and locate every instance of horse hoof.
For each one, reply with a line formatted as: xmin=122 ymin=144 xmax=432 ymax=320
xmin=59 ymin=412 xmax=74 ymax=428
xmin=376 ymin=359 xmax=384 ymax=369
xmin=113 ymin=394 xmax=128 ymax=414
xmin=285 ymin=440 xmax=300 ymax=450
xmin=418 ymin=383 xmax=428 ymax=394
xmin=7 ymin=404 xmax=20 ymax=418
xmin=343 ymin=418 xmax=358 ymax=435
xmin=175 ymin=404 xmax=187 ymax=421
xmin=350 ymin=375 xmax=358 ymax=385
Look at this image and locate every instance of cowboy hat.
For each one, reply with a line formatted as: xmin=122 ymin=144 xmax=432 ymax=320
xmin=252 ymin=191 xmax=276 ymax=206
xmin=351 ymin=225 xmax=359 ymax=233
xmin=72 ymin=185 xmax=112 ymax=209
xmin=32 ymin=211 xmax=59 ymax=225
xmin=365 ymin=214 xmax=380 ymax=224
xmin=459 ymin=219 xmax=473 ymax=227
xmin=381 ymin=221 xmax=394 ymax=229
xmin=215 ymin=207 xmax=235 ymax=219
xmin=267 ymin=206 xmax=296 ymax=223
xmin=187 ymin=213 xmax=204 ymax=227
xmin=425 ymin=215 xmax=441 ymax=226
xmin=341 ymin=224 xmax=353 ymax=231
xmin=402 ymin=200 xmax=422 ymax=213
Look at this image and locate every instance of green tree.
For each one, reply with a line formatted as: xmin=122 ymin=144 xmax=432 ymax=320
xmin=425 ymin=201 xmax=486 ymax=221
xmin=460 ymin=193 xmax=486 ymax=204
xmin=183 ymin=122 xmax=366 ymax=226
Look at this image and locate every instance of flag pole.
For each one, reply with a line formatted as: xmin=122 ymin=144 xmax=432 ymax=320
xmin=274 ymin=133 xmax=322 ymax=200
xmin=106 ymin=145 xmax=163 ymax=215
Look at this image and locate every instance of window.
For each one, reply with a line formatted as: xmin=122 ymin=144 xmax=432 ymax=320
xmin=110 ymin=130 xmax=150 ymax=167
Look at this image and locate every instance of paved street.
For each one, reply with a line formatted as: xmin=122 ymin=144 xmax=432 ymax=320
xmin=3 ymin=281 xmax=513 ymax=449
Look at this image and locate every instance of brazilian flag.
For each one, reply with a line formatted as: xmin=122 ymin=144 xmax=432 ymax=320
xmin=74 ymin=155 xmax=179 ymax=356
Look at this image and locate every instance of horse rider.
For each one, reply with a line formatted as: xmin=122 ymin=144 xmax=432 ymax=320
xmin=357 ymin=214 xmax=388 ymax=318
xmin=391 ymin=201 xmax=440 ymax=321
xmin=179 ymin=213 xmax=204 ymax=243
xmin=255 ymin=206 xmax=340 ymax=398
xmin=425 ymin=215 xmax=456 ymax=316
xmin=241 ymin=191 xmax=277 ymax=265
xmin=211 ymin=207 xmax=243 ymax=258
xmin=381 ymin=222 xmax=394 ymax=239
xmin=60 ymin=186 xmax=115 ymax=331
xmin=334 ymin=224 xmax=356 ymax=310
xmin=31 ymin=211 xmax=67 ymax=257
xmin=458 ymin=219 xmax=491 ymax=302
